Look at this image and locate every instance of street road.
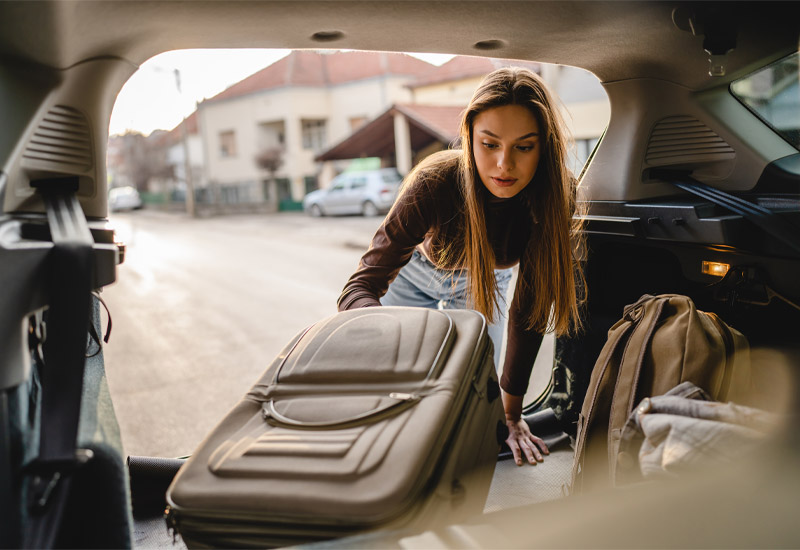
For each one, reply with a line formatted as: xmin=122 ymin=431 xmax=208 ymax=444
xmin=103 ymin=210 xmax=552 ymax=458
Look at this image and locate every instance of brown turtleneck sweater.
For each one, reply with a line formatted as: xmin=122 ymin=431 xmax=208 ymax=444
xmin=337 ymin=164 xmax=544 ymax=396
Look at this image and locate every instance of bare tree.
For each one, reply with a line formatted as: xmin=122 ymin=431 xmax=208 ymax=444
xmin=254 ymin=146 xmax=285 ymax=204
xmin=108 ymin=131 xmax=174 ymax=191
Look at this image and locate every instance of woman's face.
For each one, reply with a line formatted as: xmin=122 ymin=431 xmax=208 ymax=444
xmin=472 ymin=104 xmax=542 ymax=199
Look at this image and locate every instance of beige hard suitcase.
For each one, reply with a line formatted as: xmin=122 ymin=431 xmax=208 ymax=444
xmin=166 ymin=307 xmax=505 ymax=548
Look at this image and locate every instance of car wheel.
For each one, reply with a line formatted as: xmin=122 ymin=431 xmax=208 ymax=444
xmin=310 ymin=204 xmax=323 ymax=217
xmin=362 ymin=201 xmax=378 ymax=217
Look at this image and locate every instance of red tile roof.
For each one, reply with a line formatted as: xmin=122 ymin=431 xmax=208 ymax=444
xmin=182 ymin=111 xmax=199 ymax=134
xmin=393 ymin=104 xmax=464 ymax=143
xmin=408 ymin=56 xmax=541 ymax=88
xmin=158 ymin=111 xmax=199 ymax=147
xmin=208 ymin=51 xmax=435 ymax=103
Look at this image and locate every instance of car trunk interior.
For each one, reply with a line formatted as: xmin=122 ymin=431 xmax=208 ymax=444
xmin=2 ymin=2 xmax=800 ymax=548
xmin=128 ymin=196 xmax=800 ymax=548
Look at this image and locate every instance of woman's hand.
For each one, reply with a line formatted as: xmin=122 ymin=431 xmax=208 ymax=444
xmin=502 ymin=389 xmax=549 ymax=466
xmin=505 ymin=417 xmax=549 ymax=466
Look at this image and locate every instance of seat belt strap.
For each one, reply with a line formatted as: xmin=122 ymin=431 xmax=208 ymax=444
xmin=1 ymin=392 xmax=20 ymax=546
xmin=23 ymin=177 xmax=95 ymax=549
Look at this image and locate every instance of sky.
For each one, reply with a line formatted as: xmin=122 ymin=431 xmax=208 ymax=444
xmin=108 ymin=49 xmax=454 ymax=137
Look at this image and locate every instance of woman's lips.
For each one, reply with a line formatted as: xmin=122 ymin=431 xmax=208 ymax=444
xmin=492 ymin=177 xmax=517 ymax=187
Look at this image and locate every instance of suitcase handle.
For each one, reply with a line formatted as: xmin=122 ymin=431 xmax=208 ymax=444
xmin=261 ymin=392 xmax=422 ymax=430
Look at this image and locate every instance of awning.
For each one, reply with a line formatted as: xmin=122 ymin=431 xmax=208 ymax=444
xmin=315 ymin=104 xmax=464 ymax=162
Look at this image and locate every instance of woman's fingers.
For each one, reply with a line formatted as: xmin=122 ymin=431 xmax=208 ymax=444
xmin=506 ymin=436 xmax=523 ymax=466
xmin=507 ymin=434 xmax=542 ymax=465
xmin=506 ymin=418 xmax=550 ymax=466
xmin=530 ymin=434 xmax=549 ymax=455
xmin=521 ymin=438 xmax=543 ymax=464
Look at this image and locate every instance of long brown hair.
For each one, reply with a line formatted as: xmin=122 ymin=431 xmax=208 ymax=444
xmin=398 ymin=67 xmax=586 ymax=335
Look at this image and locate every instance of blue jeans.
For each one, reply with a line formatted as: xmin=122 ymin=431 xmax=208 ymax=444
xmin=380 ymin=249 xmax=513 ymax=369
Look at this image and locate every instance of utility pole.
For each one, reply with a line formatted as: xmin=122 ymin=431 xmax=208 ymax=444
xmin=174 ymin=69 xmax=196 ymax=217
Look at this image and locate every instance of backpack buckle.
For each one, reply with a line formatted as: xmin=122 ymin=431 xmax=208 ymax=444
xmin=25 ymin=449 xmax=94 ymax=513
xmin=623 ymin=294 xmax=654 ymax=322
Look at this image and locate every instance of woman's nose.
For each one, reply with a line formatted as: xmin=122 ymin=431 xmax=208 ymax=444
xmin=497 ymin=149 xmax=514 ymax=170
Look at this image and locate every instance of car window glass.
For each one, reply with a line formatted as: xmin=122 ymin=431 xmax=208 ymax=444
xmin=351 ymin=177 xmax=367 ymax=189
xmin=730 ymin=51 xmax=800 ymax=150
xmin=331 ymin=182 xmax=345 ymax=191
xmin=382 ymin=172 xmax=402 ymax=184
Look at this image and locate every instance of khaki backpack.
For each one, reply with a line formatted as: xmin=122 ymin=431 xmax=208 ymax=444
xmin=570 ymin=294 xmax=751 ymax=493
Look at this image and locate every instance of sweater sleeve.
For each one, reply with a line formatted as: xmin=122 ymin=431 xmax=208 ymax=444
xmin=500 ymin=282 xmax=545 ymax=396
xmin=337 ymin=178 xmax=435 ymax=311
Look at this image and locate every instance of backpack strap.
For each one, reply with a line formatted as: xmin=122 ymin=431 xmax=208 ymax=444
xmin=570 ymin=309 xmax=638 ymax=492
xmin=23 ymin=177 xmax=94 ymax=549
xmin=607 ymin=295 xmax=667 ymax=485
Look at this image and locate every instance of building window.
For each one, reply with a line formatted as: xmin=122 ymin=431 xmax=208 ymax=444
xmin=349 ymin=116 xmax=368 ymax=132
xmin=275 ymin=178 xmax=292 ymax=202
xmin=304 ymin=175 xmax=319 ymax=194
xmin=258 ymin=121 xmax=285 ymax=149
xmin=219 ymin=130 xmax=237 ymax=158
xmin=301 ymin=119 xmax=327 ymax=151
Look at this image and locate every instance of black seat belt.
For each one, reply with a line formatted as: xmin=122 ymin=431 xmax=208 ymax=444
xmin=23 ymin=177 xmax=95 ymax=549
xmin=652 ymin=169 xmax=800 ymax=255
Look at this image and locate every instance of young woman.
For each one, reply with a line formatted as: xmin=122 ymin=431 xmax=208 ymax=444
xmin=338 ymin=67 xmax=585 ymax=466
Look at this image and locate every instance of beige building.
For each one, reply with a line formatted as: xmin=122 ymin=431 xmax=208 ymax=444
xmin=408 ymin=57 xmax=609 ymax=140
xmin=319 ymin=56 xmax=610 ymax=177
xmin=150 ymin=112 xmax=206 ymax=201
xmin=191 ymin=52 xmax=609 ymax=211
xmin=197 ymin=51 xmax=434 ymax=209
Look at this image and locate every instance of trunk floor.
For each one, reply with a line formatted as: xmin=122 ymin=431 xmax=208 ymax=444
xmin=484 ymin=447 xmax=574 ymax=512
xmin=133 ymin=447 xmax=574 ymax=549
xmin=133 ymin=515 xmax=187 ymax=549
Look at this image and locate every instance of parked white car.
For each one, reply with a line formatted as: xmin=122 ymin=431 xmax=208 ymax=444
xmin=303 ymin=168 xmax=402 ymax=217
xmin=108 ymin=186 xmax=143 ymax=212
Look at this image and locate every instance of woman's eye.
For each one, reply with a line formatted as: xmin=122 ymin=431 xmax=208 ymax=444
xmin=482 ymin=142 xmax=498 ymax=149
xmin=517 ymin=145 xmax=534 ymax=152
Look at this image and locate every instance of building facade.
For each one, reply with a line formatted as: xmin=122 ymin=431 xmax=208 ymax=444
xmin=127 ymin=51 xmax=612 ymax=211
xmin=406 ymin=58 xmax=609 ymax=175
xmin=318 ymin=56 xmax=610 ymax=179
xmin=196 ymin=51 xmax=435 ymax=209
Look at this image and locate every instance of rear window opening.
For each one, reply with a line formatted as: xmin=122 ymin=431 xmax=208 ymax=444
xmin=106 ymin=48 xmax=609 ymax=458
xmin=730 ymin=51 xmax=800 ymax=150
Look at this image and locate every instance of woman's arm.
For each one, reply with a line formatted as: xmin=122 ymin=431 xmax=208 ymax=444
xmin=338 ymin=177 xmax=435 ymax=311
xmin=500 ymin=288 xmax=549 ymax=465
xmin=502 ymin=389 xmax=549 ymax=466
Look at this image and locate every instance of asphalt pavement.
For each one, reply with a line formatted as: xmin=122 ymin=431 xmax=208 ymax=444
xmin=103 ymin=209 xmax=552 ymax=458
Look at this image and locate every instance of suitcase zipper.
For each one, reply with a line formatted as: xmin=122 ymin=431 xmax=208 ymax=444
xmin=262 ymin=392 xmax=422 ymax=430
xmin=164 ymin=505 xmax=181 ymax=543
